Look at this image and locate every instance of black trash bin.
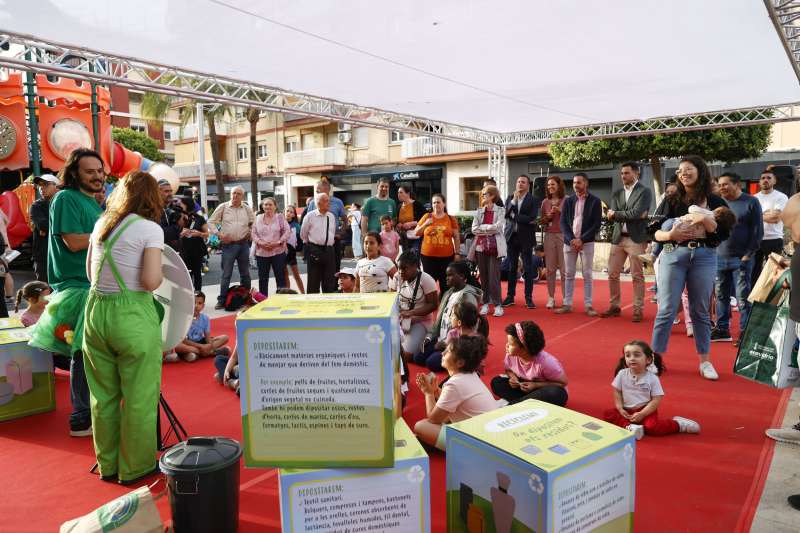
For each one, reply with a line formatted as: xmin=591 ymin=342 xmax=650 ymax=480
xmin=159 ymin=436 xmax=243 ymax=533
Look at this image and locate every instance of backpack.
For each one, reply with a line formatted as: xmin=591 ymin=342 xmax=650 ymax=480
xmin=224 ymin=285 xmax=252 ymax=312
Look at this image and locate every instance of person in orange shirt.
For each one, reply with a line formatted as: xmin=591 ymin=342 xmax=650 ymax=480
xmin=416 ymin=194 xmax=461 ymax=296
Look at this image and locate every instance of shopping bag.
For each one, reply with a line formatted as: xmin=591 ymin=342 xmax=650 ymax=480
xmin=748 ymin=252 xmax=788 ymax=303
xmin=60 ymin=485 xmax=166 ymax=533
xmin=734 ymin=272 xmax=800 ymax=388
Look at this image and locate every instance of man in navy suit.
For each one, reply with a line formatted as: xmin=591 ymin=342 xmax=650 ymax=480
xmin=557 ymin=173 xmax=602 ymax=316
xmin=502 ymin=175 xmax=541 ymax=309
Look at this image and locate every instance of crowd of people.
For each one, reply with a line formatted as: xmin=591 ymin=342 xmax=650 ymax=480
xmin=10 ymin=147 xmax=798 ymax=489
xmin=292 ymin=157 xmax=793 ymax=447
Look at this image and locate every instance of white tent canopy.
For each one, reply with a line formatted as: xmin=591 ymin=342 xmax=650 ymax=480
xmin=3 ymin=0 xmax=800 ymax=139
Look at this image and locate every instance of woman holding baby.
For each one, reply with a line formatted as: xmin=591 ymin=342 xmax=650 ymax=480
xmin=650 ymin=155 xmax=733 ymax=381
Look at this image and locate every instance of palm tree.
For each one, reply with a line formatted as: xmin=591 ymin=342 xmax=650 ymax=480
xmin=246 ymin=108 xmax=260 ymax=207
xmin=141 ymin=92 xmax=232 ymax=203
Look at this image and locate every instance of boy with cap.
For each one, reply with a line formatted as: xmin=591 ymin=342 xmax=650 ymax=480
xmin=336 ymin=267 xmax=356 ymax=293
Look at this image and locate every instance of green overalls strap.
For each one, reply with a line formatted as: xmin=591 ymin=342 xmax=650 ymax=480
xmin=82 ymin=215 xmax=164 ymax=481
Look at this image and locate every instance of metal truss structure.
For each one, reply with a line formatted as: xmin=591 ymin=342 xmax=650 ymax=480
xmin=0 ymin=32 xmax=501 ymax=146
xmin=766 ymin=0 xmax=800 ymax=84
xmin=1 ymin=19 xmax=800 ymax=172
xmin=488 ymin=145 xmax=508 ymax=193
xmin=500 ymin=104 xmax=800 ymax=146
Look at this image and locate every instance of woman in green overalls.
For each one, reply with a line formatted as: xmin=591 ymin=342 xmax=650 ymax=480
xmin=83 ymin=170 xmax=165 ymax=484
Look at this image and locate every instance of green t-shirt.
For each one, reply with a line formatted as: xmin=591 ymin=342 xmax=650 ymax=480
xmin=361 ymin=197 xmax=396 ymax=233
xmin=47 ymin=188 xmax=103 ymax=291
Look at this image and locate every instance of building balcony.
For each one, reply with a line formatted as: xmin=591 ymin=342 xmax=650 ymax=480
xmin=177 ymin=122 xmax=233 ymax=140
xmin=401 ymin=136 xmax=490 ymax=160
xmin=283 ymin=147 xmax=347 ymax=173
xmin=173 ymin=160 xmax=228 ymax=179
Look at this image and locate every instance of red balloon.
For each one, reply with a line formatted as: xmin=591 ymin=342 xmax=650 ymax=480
xmin=0 ymin=191 xmax=32 ymax=249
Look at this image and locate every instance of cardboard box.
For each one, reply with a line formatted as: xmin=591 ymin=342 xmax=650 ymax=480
xmin=446 ymin=400 xmax=636 ymax=533
xmin=279 ymin=418 xmax=431 ymax=533
xmin=0 ymin=327 xmax=55 ymax=421
xmin=0 ymin=317 xmax=24 ymax=330
xmin=237 ymin=293 xmax=399 ymax=468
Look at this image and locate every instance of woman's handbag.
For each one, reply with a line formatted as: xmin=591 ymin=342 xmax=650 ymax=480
xmin=734 ymin=271 xmax=800 ymax=388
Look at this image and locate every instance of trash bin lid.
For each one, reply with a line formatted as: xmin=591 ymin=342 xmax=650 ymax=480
xmin=159 ymin=436 xmax=243 ymax=475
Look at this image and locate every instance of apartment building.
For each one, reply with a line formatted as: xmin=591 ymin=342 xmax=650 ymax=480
xmin=109 ymin=87 xmax=179 ymax=165
xmin=169 ymin=102 xmax=800 ymax=213
xmin=171 ymin=110 xmax=446 ymax=210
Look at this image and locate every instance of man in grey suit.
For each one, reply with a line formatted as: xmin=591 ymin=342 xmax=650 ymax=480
xmin=600 ymin=162 xmax=653 ymax=322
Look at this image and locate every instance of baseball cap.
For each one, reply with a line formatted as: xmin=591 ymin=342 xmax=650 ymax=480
xmin=335 ymin=267 xmax=356 ymax=278
xmin=34 ymin=174 xmax=60 ymax=186
xmin=157 ymin=178 xmax=172 ymax=187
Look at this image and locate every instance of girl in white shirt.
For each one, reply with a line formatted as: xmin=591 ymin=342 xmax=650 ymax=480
xmin=603 ymin=340 xmax=700 ymax=440
xmin=355 ymin=232 xmax=397 ymax=293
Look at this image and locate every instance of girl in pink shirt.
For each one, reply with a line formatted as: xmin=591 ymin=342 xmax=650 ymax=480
xmin=379 ymin=215 xmax=400 ymax=261
xmin=491 ymin=321 xmax=569 ymax=407
xmin=14 ymin=281 xmax=51 ymax=327
xmin=414 ymin=336 xmax=497 ymax=450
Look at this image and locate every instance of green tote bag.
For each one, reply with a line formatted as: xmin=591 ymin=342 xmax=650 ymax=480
xmin=734 ymin=271 xmax=800 ymax=388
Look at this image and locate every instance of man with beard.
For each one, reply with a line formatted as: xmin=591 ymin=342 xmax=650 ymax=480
xmin=29 ymin=148 xmax=105 ymax=437
xmin=752 ymin=169 xmax=788 ymax=285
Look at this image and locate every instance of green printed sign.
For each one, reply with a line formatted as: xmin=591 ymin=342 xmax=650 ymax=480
xmin=237 ymin=293 xmax=399 ymax=468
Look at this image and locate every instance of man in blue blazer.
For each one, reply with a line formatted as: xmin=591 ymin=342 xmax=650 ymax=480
xmin=556 ymin=173 xmax=602 ymax=315
xmin=502 ymin=175 xmax=541 ymax=308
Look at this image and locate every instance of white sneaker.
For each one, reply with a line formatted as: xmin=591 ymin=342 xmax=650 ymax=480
xmin=686 ymin=325 xmax=694 ymax=337
xmin=766 ymin=423 xmax=800 ymax=444
xmin=673 ymin=317 xmax=681 ymax=325
xmin=699 ymin=361 xmax=719 ymax=381
xmin=493 ymin=306 xmax=505 ymax=317
xmin=164 ymin=352 xmax=179 ymax=363
xmin=496 ymin=399 xmax=509 ymax=408
xmin=673 ymin=416 xmax=701 ymax=434
xmin=480 ymin=304 xmax=490 ymax=316
xmin=625 ymin=424 xmax=644 ymax=440
xmin=546 ymin=297 xmax=555 ymax=309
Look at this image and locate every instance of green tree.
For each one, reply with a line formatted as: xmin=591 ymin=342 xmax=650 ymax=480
xmin=141 ymin=91 xmax=233 ymax=203
xmin=111 ymin=127 xmax=164 ymax=162
xmin=549 ymin=116 xmax=772 ymax=198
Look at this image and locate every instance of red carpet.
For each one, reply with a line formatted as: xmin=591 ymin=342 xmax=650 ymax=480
xmin=0 ymin=280 xmax=787 ymax=532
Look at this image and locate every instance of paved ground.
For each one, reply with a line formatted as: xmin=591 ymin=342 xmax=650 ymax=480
xmin=9 ymin=255 xmax=800 ymax=529
xmin=751 ymin=388 xmax=800 ymax=532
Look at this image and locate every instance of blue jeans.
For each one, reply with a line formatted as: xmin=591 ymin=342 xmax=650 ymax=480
xmin=505 ymin=234 xmax=534 ymax=301
xmin=218 ymin=242 xmax=252 ymax=304
xmin=652 ymin=245 xmax=717 ymax=355
xmin=70 ymin=350 xmax=91 ymax=428
xmin=715 ymin=255 xmax=753 ymax=333
xmin=413 ymin=341 xmax=444 ymax=372
xmin=214 ymin=354 xmax=238 ymax=379
xmin=256 ymin=253 xmax=287 ymax=296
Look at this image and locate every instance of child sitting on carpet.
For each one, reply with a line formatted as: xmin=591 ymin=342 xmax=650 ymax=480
xmin=414 ymin=335 xmax=497 ymax=450
xmin=170 ymin=291 xmax=229 ymax=362
xmin=603 ymin=340 xmax=700 ymax=440
xmin=421 ymin=301 xmax=489 ymax=375
xmin=491 ymin=321 xmax=568 ymax=407
xmin=15 ymin=281 xmax=51 ymax=327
